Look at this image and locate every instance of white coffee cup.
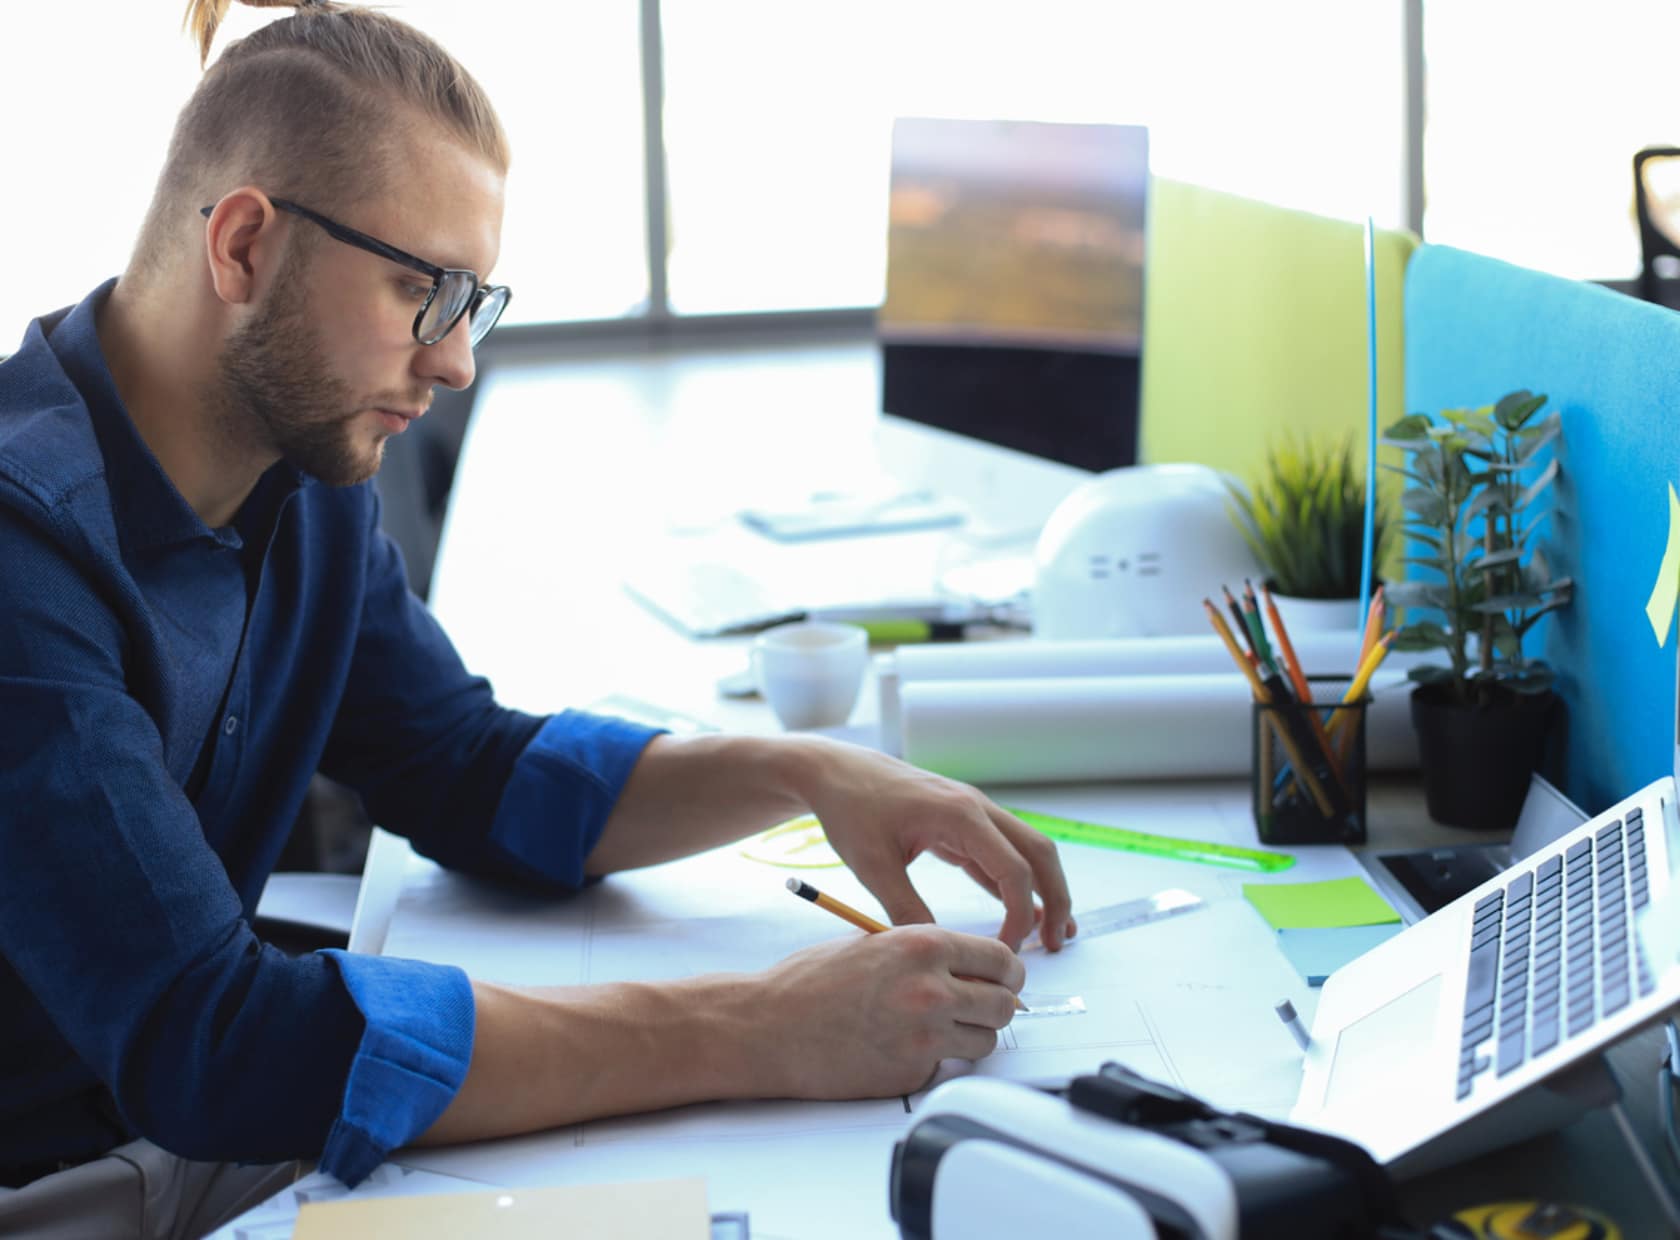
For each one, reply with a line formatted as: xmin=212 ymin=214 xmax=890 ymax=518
xmin=751 ymin=621 xmax=869 ymax=730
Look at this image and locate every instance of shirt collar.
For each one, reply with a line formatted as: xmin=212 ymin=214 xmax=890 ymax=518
xmin=46 ymin=279 xmax=309 ymax=553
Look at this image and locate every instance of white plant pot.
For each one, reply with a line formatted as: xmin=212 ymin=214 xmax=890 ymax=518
xmin=1269 ymin=593 xmax=1364 ymax=634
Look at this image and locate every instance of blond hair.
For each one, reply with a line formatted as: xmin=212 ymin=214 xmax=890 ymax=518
xmin=133 ymin=0 xmax=508 ymax=277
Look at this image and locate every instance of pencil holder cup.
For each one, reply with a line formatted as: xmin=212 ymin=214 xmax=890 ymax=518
xmin=1251 ymin=676 xmax=1367 ymax=845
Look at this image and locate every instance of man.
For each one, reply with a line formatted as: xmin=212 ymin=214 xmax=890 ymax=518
xmin=0 ymin=2 xmax=1073 ymax=1234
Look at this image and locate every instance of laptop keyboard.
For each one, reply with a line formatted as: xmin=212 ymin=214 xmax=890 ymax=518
xmin=1457 ymin=806 xmax=1657 ymax=1100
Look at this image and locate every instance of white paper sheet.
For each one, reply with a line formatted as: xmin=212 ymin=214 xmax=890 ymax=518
xmin=377 ymin=782 xmax=1368 ymax=1238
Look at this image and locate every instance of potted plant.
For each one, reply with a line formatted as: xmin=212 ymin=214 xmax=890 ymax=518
xmin=1382 ymin=390 xmax=1573 ymax=830
xmin=1227 ymin=434 xmax=1391 ymax=632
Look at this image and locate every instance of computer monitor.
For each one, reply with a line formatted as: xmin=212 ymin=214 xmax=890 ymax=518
xmin=879 ymin=118 xmax=1148 ymax=473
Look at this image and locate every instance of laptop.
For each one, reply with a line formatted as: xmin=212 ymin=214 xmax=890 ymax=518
xmin=1291 ymin=648 xmax=1680 ymax=1177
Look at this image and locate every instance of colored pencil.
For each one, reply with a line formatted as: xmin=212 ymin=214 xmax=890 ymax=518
xmin=1260 ymin=584 xmax=1313 ymax=705
xmin=1259 ymin=584 xmax=1349 ymax=795
xmin=1330 ymin=631 xmax=1397 ymax=765
xmin=1205 ymin=600 xmax=1339 ymax=817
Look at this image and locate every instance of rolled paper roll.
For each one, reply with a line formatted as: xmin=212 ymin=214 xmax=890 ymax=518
xmin=898 ymin=671 xmax=1418 ymax=784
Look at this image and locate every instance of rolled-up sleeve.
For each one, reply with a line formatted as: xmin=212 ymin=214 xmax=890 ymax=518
xmin=321 ymin=505 xmax=664 ymax=889
xmin=317 ymin=953 xmax=474 ymax=1184
xmin=480 ymin=711 xmax=665 ymax=884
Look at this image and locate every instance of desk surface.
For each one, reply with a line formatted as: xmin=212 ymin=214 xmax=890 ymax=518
xmin=370 ymin=349 xmax=1679 ymax=1237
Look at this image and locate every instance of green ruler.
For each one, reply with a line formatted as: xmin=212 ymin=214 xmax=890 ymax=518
xmin=1008 ymin=807 xmax=1295 ymax=873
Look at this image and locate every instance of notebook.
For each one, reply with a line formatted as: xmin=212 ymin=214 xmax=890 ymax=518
xmin=1291 ymin=647 xmax=1680 ymax=1176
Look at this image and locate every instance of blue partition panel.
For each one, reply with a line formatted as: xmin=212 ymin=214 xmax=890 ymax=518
xmin=1404 ymin=245 xmax=1680 ymax=813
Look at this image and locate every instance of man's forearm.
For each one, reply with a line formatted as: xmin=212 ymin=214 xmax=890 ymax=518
xmin=414 ymin=976 xmax=771 ymax=1146
xmin=582 ymin=733 xmax=829 ymax=875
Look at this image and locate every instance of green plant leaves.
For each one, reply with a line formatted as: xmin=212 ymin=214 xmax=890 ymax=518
xmin=1225 ymin=433 xmax=1390 ymax=598
xmin=1407 ymin=664 xmax=1457 ymax=686
xmin=1402 ymin=488 xmax=1450 ymax=525
xmin=1382 ymin=413 xmax=1433 ymax=440
xmin=1494 ymin=390 xmax=1548 ymax=430
xmin=1516 ymin=458 xmax=1560 ymax=512
xmin=1393 ymin=620 xmax=1452 ymax=650
xmin=1385 ymin=389 xmax=1567 ymax=694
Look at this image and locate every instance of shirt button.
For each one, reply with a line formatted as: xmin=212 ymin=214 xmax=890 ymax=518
xmin=223 ymin=715 xmax=239 ymax=736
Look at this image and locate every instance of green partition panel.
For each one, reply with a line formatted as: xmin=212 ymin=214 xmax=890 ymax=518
xmin=1139 ymin=179 xmax=1416 ymax=482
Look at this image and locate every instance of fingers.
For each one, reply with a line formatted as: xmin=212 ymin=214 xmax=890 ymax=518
xmin=987 ymin=805 xmax=1075 ymax=951
xmin=947 ymin=813 xmax=1040 ymax=951
xmin=935 ymin=927 xmax=1026 ymax=995
xmin=866 ymin=866 xmax=936 ymax=929
xmin=947 ymin=974 xmax=1020 ymax=1033
xmin=895 ymin=932 xmax=1015 ymax=1061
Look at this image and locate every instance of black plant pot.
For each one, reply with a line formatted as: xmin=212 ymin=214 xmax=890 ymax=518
xmin=1409 ymin=685 xmax=1562 ymax=831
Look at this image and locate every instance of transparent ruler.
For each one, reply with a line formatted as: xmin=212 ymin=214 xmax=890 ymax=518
xmin=1071 ymin=888 xmax=1205 ymax=940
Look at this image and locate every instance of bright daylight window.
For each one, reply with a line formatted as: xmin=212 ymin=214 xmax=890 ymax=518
xmin=6 ymin=2 xmax=1414 ymax=343
xmin=1 ymin=2 xmax=644 ymax=347
xmin=660 ymin=0 xmax=1408 ymax=315
xmin=1422 ymin=1 xmax=1680 ymax=280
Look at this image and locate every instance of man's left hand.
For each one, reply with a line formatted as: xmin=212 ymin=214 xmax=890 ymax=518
xmin=791 ymin=739 xmax=1075 ymax=952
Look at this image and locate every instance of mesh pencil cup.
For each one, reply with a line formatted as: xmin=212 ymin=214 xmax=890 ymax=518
xmin=1251 ymin=676 xmax=1367 ymax=845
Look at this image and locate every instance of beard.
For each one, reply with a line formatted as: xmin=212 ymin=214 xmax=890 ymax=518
xmin=216 ymin=260 xmax=419 ymax=487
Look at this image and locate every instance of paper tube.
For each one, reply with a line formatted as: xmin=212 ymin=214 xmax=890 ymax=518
xmin=891 ymin=631 xmax=1398 ymax=685
xmin=897 ymin=672 xmax=1419 ymax=784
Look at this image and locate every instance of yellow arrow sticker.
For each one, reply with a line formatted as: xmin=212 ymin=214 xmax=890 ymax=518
xmin=1646 ymin=483 xmax=1680 ymax=646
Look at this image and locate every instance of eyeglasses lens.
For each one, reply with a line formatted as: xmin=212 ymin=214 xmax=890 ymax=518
xmin=419 ymin=272 xmax=477 ymax=345
xmin=468 ymin=286 xmax=511 ymax=347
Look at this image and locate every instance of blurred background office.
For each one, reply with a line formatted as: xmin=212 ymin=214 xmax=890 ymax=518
xmin=16 ymin=0 xmax=1680 ymax=347
xmin=10 ymin=0 xmax=1680 ymax=880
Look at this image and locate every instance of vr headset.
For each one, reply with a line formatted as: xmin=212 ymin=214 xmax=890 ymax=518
xmin=890 ymin=1064 xmax=1406 ymax=1240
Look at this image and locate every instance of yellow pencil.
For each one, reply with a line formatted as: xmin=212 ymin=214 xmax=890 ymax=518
xmin=1330 ymin=630 xmax=1396 ymax=763
xmin=1356 ymin=584 xmax=1387 ymax=672
xmin=785 ymin=878 xmax=1028 ymax=1011
xmin=786 ymin=877 xmax=889 ymax=933
xmin=1203 ymin=599 xmax=1269 ymax=702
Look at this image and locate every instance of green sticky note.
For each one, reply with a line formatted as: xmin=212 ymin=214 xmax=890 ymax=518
xmin=1241 ymin=876 xmax=1402 ymax=931
xmin=1644 ymin=483 xmax=1680 ymax=646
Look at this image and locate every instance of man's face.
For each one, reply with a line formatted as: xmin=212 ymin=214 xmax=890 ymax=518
xmin=218 ymin=133 xmax=506 ymax=487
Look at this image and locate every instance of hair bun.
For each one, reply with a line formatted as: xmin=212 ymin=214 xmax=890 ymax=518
xmin=185 ymin=0 xmax=333 ymax=67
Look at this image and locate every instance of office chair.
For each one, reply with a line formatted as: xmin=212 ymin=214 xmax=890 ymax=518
xmin=1633 ymin=146 xmax=1680 ymax=309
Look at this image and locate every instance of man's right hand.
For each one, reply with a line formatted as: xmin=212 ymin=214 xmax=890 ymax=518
xmin=417 ymin=924 xmax=1026 ymax=1148
xmin=747 ymin=925 xmax=1027 ymax=1099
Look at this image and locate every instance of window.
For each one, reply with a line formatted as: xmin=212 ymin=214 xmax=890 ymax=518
xmin=392 ymin=2 xmax=648 ymax=324
xmin=661 ymin=0 xmax=1408 ymax=315
xmin=0 ymin=2 xmax=644 ymax=345
xmin=1422 ymin=1 xmax=1680 ymax=280
xmin=5 ymin=2 xmax=1411 ymax=345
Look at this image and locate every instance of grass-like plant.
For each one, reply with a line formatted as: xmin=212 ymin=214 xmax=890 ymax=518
xmin=1381 ymin=390 xmax=1573 ymax=707
xmin=1227 ymin=434 xmax=1390 ymax=599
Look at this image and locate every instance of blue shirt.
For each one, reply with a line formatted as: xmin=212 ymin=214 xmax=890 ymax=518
xmin=0 ymin=283 xmax=661 ymax=1184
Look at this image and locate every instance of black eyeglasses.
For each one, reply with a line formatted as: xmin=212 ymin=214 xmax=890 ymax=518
xmin=198 ymin=197 xmax=511 ymax=348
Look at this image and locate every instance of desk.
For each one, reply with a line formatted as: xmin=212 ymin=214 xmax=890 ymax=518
xmin=365 ymin=780 xmax=1380 ymax=1239
xmin=363 ymin=347 xmax=1678 ymax=1236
